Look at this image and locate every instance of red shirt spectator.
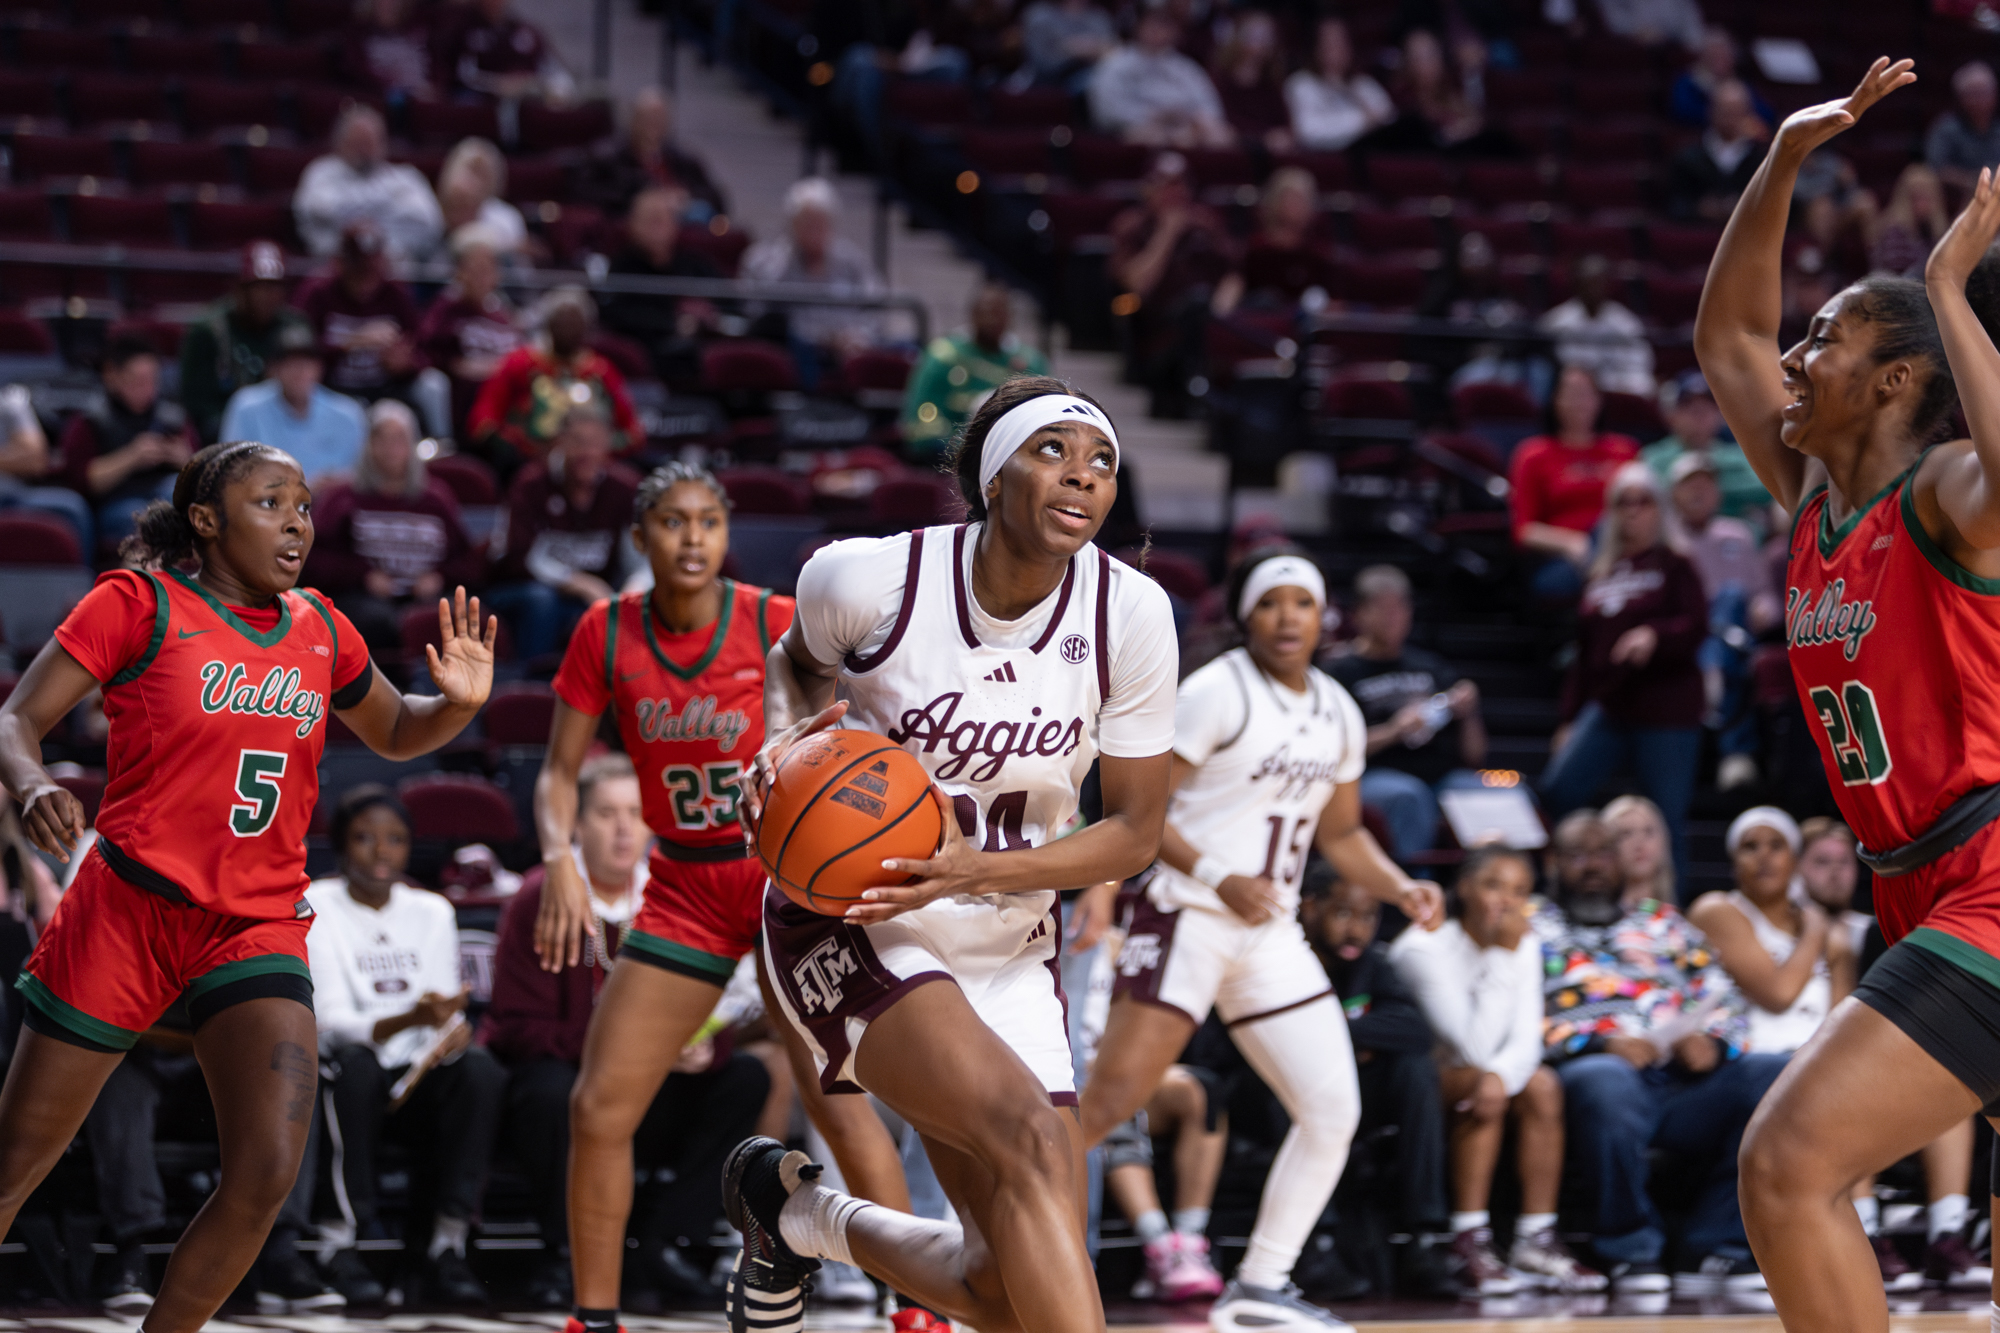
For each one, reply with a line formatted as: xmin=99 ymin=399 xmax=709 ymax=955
xmin=467 ymin=289 xmax=638 ymax=475
xmin=1508 ymin=365 xmax=1640 ymax=550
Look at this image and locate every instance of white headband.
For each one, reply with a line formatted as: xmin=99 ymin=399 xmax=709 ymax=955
xmin=1238 ymin=555 xmax=1326 ymax=621
xmin=1726 ymin=805 xmax=1801 ymax=856
xmin=978 ymin=394 xmax=1119 ymax=495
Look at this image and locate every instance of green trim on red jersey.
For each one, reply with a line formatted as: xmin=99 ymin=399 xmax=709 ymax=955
xmin=298 ymin=589 xmax=341 ymax=684
xmin=603 ymin=597 xmax=621 ymax=694
xmin=16 ymin=973 xmax=140 ymax=1050
xmin=108 ymin=573 xmax=170 ymax=688
xmin=182 ymin=953 xmax=312 ymax=1002
xmin=643 ymin=580 xmax=736 ymax=681
xmin=1902 ymin=479 xmax=2000 ymax=596
xmin=168 ymin=568 xmax=293 ymax=647
xmin=756 ymin=587 xmax=774 ymax=654
xmin=1791 ymin=485 xmax=1826 ymax=551
xmin=1817 ymin=463 xmax=1915 ymax=560
xmin=620 ymin=928 xmax=738 ymax=981
xmin=1906 ymin=926 xmax=2000 ymax=994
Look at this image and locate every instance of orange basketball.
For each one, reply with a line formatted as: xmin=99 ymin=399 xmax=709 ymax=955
xmin=757 ymin=728 xmax=944 ymax=916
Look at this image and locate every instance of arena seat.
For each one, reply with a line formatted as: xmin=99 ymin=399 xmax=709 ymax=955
xmin=868 ymin=474 xmax=962 ymax=527
xmin=10 ymin=135 xmax=119 ymax=182
xmin=68 ymin=74 xmax=172 ymax=127
xmin=397 ymin=601 xmax=514 ymax=664
xmin=67 ymin=193 xmax=177 ymax=247
xmin=130 ymin=140 xmax=234 ymax=189
xmin=409 ymin=98 xmax=501 ymax=147
xmin=0 ymin=193 xmax=55 ymax=242
xmin=716 ymin=465 xmax=810 ymax=515
xmin=481 ymin=683 xmax=556 ymax=747
xmin=518 ymin=100 xmax=615 ymax=152
xmin=702 ymin=340 xmax=799 ymax=395
xmin=426 ymin=452 xmax=500 ymax=506
xmin=989 ymin=87 xmax=1075 ymax=128
xmin=0 ymin=513 xmax=81 ymax=566
xmin=190 ymin=198 xmax=301 ymax=251
xmin=398 ymin=772 xmax=519 ymax=842
xmin=181 ymin=80 xmax=288 ymax=135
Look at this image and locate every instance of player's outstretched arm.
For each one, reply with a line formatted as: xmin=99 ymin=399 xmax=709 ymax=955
xmin=1695 ymin=57 xmax=1915 ymax=510
xmin=337 ymin=587 xmax=497 ymax=760
xmin=1312 ymin=779 xmax=1443 ymax=930
xmin=529 ymin=699 xmax=603 ymax=972
xmin=0 ymin=642 xmax=101 ymax=861
xmin=1925 ymin=168 xmax=2000 ymax=550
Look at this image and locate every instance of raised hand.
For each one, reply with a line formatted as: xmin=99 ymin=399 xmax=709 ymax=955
xmin=426 ymin=587 xmax=497 ymax=708
xmin=1928 ymin=166 xmax=2000 ymax=290
xmin=1775 ymin=57 xmax=1916 ymax=159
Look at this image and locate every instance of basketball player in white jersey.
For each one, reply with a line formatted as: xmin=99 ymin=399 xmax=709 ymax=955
xmin=1084 ymin=548 xmax=1444 ymax=1333
xmin=723 ymin=377 xmax=1179 ymax=1333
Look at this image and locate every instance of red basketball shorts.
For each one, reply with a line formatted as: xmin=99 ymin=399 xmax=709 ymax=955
xmin=619 ymin=847 xmax=766 ymax=984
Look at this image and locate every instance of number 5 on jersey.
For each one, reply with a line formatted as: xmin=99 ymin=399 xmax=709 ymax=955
xmin=1809 ymin=681 xmax=1892 ymax=786
xmin=231 ymin=749 xmax=287 ymax=836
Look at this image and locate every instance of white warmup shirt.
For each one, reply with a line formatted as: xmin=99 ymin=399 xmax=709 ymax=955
xmin=305 ymin=877 xmax=463 ymax=1068
xmin=1390 ymin=918 xmax=1546 ymax=1095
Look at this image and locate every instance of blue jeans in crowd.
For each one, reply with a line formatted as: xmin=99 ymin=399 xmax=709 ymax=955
xmin=0 ymin=475 xmax=93 ymax=554
xmin=1540 ymin=702 xmax=1701 ymax=890
xmin=1529 ymin=554 xmax=1587 ymax=601
xmin=484 ymin=581 xmax=588 ymax=662
xmin=1359 ymin=767 xmax=1492 ymax=865
xmin=1557 ymin=1051 xmax=1788 ymax=1266
xmin=1699 ymin=584 xmax=1758 ymax=760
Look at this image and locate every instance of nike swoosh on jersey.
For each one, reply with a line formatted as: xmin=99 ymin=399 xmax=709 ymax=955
xmin=178 ymin=628 xmax=215 ymax=638
xmin=619 ymin=669 xmax=644 ymax=681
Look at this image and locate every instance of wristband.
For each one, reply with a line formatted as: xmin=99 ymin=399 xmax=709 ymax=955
xmin=1190 ymin=855 xmax=1229 ymax=891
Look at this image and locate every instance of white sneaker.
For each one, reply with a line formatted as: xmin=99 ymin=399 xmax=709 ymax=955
xmin=1209 ymin=1280 xmax=1355 ymax=1331
xmin=1718 ymin=754 xmax=1759 ymax=790
xmin=810 ymin=1259 xmax=877 ymax=1304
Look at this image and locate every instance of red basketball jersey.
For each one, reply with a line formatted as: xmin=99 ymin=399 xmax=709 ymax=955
xmin=553 ymin=582 xmax=794 ymax=850
xmin=1786 ymin=466 xmax=2000 ymax=955
xmin=54 ymin=569 xmax=370 ymax=920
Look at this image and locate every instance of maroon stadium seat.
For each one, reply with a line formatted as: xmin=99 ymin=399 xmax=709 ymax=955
xmin=0 ymin=73 xmax=58 ymax=120
xmin=125 ymin=271 xmax=233 ymax=308
xmin=1322 ymin=378 xmax=1415 ymax=419
xmin=131 ymin=140 xmax=234 ymax=188
xmin=1646 ymin=223 xmax=1722 ymax=271
xmin=702 ymin=340 xmax=798 ymax=394
xmin=0 ymin=312 xmax=55 ymax=355
xmin=408 ymin=98 xmax=501 ymax=146
xmin=503 ymin=157 xmax=570 ymax=203
xmin=959 ymin=127 xmax=1053 ymax=177
xmin=1600 ymin=390 xmax=1665 ymax=439
xmin=1038 ymin=192 xmax=1126 ymax=246
xmin=425 ymin=453 xmax=499 ymax=506
xmin=294 ymin=88 xmax=380 ymax=140
xmin=1463 ymin=161 xmax=1551 ymax=209
xmin=868 ymin=474 xmax=961 ymax=527
xmin=398 ymin=772 xmax=518 ymax=841
xmin=9 ymin=135 xmax=118 ymax=182
xmin=1272 ymin=151 xmax=1352 ymax=192
xmin=1643 ymin=271 xmax=1705 ymax=326
xmin=181 ymin=0 xmax=275 ymax=25
xmin=1129 ymin=547 xmax=1209 ymax=601
xmin=236 ymin=40 xmax=334 ymax=82
xmin=1563 ymin=165 xmax=1649 ymax=214
xmin=129 ymin=32 xmax=225 ymax=76
xmin=1367 ymin=155 xmax=1454 ymax=201
xmin=991 ymin=87 xmax=1077 ymax=127
xmin=1339 ymin=260 xmax=1430 ymax=310
xmin=1573 ymin=77 xmax=1659 ymax=119
xmin=1068 ymin=136 xmax=1151 ymax=185
xmin=284 ymin=0 xmax=351 ymax=35
xmin=13 ymin=28 xmax=115 ymax=69
xmin=1569 ymin=122 xmax=1657 ymax=162
xmin=190 ymin=198 xmax=301 ymax=251
xmin=67 ymin=194 xmax=176 ymax=246
xmin=482 ymin=683 xmax=555 ymax=746
xmin=883 ymin=79 xmax=971 ymax=128
xmin=1452 ymin=381 xmax=1539 ymax=425
xmin=1488 ymin=69 xmax=1565 ymax=113
xmin=246 ymin=145 xmax=319 ymax=195
xmin=1349 ymin=209 xmax=1440 ymax=254
xmin=398 ymin=602 xmax=512 ymax=664
xmin=839 ymin=347 xmax=914 ymax=396
xmin=675 ymin=222 xmax=749 ymax=277
xmin=716 ymin=466 xmax=810 ymax=515
xmin=69 ymin=75 xmax=172 ymax=127
xmin=1188 ymin=146 xmax=1256 ymax=188
xmin=0 ymin=192 xmax=55 ymax=241
xmin=1551 ymin=220 xmax=1637 ymax=261
xmin=0 ymin=514 xmax=82 ymax=566
xmin=518 ymin=100 xmax=615 ymax=152
xmin=72 ymin=0 xmax=167 ymax=22
xmin=182 ymin=81 xmax=286 ymax=135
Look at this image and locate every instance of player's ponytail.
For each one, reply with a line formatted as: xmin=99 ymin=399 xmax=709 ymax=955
xmin=118 ymin=440 xmax=281 ymax=569
xmin=945 ymin=375 xmax=1109 ymax=521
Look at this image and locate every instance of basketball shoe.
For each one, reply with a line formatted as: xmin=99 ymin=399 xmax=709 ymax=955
xmin=721 ymin=1136 xmax=820 ymax=1333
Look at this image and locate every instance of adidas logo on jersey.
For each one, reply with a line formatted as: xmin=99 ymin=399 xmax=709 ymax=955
xmin=982 ymin=662 xmax=1018 ymax=682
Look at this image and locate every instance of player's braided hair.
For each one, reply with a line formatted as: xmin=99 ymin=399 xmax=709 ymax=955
xmin=120 ymin=440 xmax=285 ymax=569
xmin=633 ymin=459 xmax=731 ymax=525
xmin=944 ymin=375 xmax=1112 ymax=521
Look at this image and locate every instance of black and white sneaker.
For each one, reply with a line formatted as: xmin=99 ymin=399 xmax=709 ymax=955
xmin=1600 ymin=1258 xmax=1671 ymax=1294
xmin=1208 ymin=1279 xmax=1356 ymax=1331
xmin=103 ymin=1241 xmax=154 ymax=1316
xmin=1673 ymin=1253 xmax=1767 ymax=1298
xmin=254 ymin=1250 xmax=347 ymax=1314
xmin=721 ymin=1136 xmax=820 ymax=1333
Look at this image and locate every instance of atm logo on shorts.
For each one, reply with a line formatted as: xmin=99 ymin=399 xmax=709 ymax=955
xmin=793 ymin=938 xmax=860 ymax=1014
xmin=1117 ymin=933 xmax=1162 ymax=977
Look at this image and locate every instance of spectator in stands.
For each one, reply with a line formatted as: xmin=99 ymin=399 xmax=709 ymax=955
xmin=599 ymin=186 xmax=723 ymax=387
xmin=417 ymin=224 xmax=525 ymax=434
xmin=1393 ymin=847 xmax=1601 ymax=1295
xmin=1299 ymin=866 xmax=1450 ymax=1283
xmin=1603 ymin=793 xmax=1677 ymax=906
xmin=1535 ymin=809 xmax=1785 ymax=1297
xmin=303 ymin=400 xmax=485 ymax=658
xmin=902 ymin=279 xmax=1047 ymax=457
xmin=435 ymin=138 xmax=529 ymax=257
xmin=1381 ymin=28 xmax=1496 ymax=154
xmin=1670 ymin=26 xmax=1772 ymax=128
xmin=1554 ymin=0 xmax=1703 ymax=49
xmin=1539 ymin=255 xmax=1655 ymax=396
xmin=298 ymin=223 xmax=452 ymax=438
xmin=1507 ymin=364 xmax=1642 ymax=598
xmin=306 ymin=786 xmax=504 ymax=1307
xmin=1794 ymin=818 xmax=1869 ymax=956
xmin=489 ymin=404 xmax=639 ymax=659
xmin=467 ymin=287 xmax=639 ymax=478
xmin=296 ymin=105 xmax=444 ymax=261
xmin=220 ymin=324 xmax=369 ymax=487
xmin=54 ymin=332 xmax=194 ymax=550
xmin=740 ymin=177 xmax=887 ymax=389
xmin=179 ymin=241 xmax=311 ymax=446
xmin=1215 ymin=167 xmax=1339 ymax=311
xmin=1020 ymin=0 xmax=1116 ymax=89
xmin=1926 ymin=61 xmax=2000 ymax=194
xmin=1089 ymin=10 xmax=1232 ymax=148
xmin=582 ymin=86 xmax=727 ymax=221
xmin=1210 ymin=10 xmax=1291 ymax=151
xmin=1328 ymin=564 xmax=1489 ymax=863
xmin=1285 ymin=17 xmax=1397 ymax=152
xmin=0 ymin=383 xmax=91 ymax=553
xmin=1667 ymin=79 xmax=1769 ymax=221
xmin=1869 ymin=163 xmax=1951 ymax=279
xmin=345 ymin=0 xmax=435 ymax=99
xmin=1688 ymin=807 xmax=1852 ymax=1056
xmin=1641 ymin=371 xmax=1768 ymax=524
xmin=1108 ymin=152 xmax=1238 ymax=416
xmin=441 ymin=0 xmax=574 ymax=102
xmin=1668 ymin=453 xmax=1778 ymax=791
xmin=1541 ymin=463 xmax=1708 ymax=883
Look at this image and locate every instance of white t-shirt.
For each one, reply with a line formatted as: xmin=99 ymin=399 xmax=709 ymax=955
xmin=1151 ymin=648 xmax=1364 ymax=915
xmin=1284 ymin=70 xmax=1396 ymax=151
xmin=305 ymin=877 xmax=463 ymax=1068
xmin=1390 ymin=918 xmax=1546 ymax=1096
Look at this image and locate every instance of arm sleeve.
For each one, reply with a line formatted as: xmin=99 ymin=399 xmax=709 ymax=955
xmin=1097 ymin=573 xmax=1178 ymax=758
xmin=790 ymin=537 xmax=909 ymax=667
xmin=52 ymin=571 xmax=160 ymax=682
xmin=1170 ymin=660 xmax=1243 ymax=767
xmin=550 ymin=600 xmax=613 ymax=717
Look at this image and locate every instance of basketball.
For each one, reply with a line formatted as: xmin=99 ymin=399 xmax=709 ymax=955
xmin=757 ymin=728 xmax=944 ymax=915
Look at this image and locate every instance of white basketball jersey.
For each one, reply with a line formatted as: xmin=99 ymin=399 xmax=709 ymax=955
xmin=837 ymin=524 xmax=1123 ymax=888
xmin=1151 ymin=648 xmax=1366 ymax=915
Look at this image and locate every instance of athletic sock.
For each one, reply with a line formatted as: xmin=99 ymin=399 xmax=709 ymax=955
xmin=1172 ymin=1207 xmax=1211 ymax=1237
xmin=1133 ymin=1209 xmax=1170 ymax=1243
xmin=1931 ymin=1194 xmax=1970 ymax=1242
xmin=573 ymin=1307 xmax=619 ymax=1333
xmin=428 ymin=1214 xmax=469 ymax=1260
xmin=1516 ymin=1212 xmax=1557 ymax=1239
xmin=779 ymin=1180 xmax=875 ymax=1268
xmin=1855 ymin=1196 xmax=1881 ymax=1235
xmin=1235 ymin=1242 xmax=1298 ymax=1291
xmin=1450 ymin=1210 xmax=1491 ymax=1236
xmin=1989 ymin=1300 xmax=1999 ymax=1333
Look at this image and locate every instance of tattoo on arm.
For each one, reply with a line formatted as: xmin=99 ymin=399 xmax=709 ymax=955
xmin=270 ymin=1041 xmax=316 ymax=1123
